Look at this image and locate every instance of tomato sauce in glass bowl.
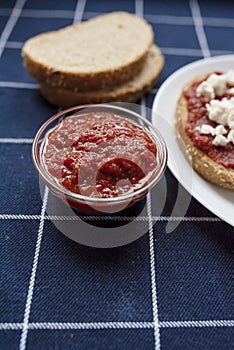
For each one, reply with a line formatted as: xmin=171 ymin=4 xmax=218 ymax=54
xmin=33 ymin=104 xmax=167 ymax=214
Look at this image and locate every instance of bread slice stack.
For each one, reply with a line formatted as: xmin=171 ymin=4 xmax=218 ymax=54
xmin=22 ymin=12 xmax=164 ymax=107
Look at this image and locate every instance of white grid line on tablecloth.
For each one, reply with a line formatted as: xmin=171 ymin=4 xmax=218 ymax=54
xmin=0 ymin=138 xmax=34 ymax=143
xmin=161 ymin=47 xmax=202 ymax=57
xmin=0 ymin=214 xmax=222 ymax=222
xmin=0 ymin=81 xmax=39 ymax=88
xmin=19 ymin=187 xmax=49 ymax=350
xmin=135 ymin=0 xmax=143 ymax=18
xmin=140 ymin=92 xmax=161 ymax=350
xmin=161 ymin=47 xmax=234 ymax=57
xmin=0 ymin=9 xmax=76 ymax=19
xmin=146 ymin=14 xmax=234 ymax=28
xmin=189 ymin=0 xmax=210 ymax=58
xmin=0 ymin=320 xmax=234 ymax=331
xmin=147 ymin=193 xmax=161 ymax=350
xmin=1 ymin=7 xmax=234 ymax=28
xmin=5 ymin=40 xmax=23 ymax=48
xmin=0 ymin=0 xmax=26 ymax=58
xmin=73 ymin=0 xmax=87 ymax=24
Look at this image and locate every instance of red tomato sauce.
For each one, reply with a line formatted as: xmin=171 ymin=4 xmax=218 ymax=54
xmin=42 ymin=112 xmax=157 ymax=198
xmin=184 ymin=74 xmax=234 ymax=168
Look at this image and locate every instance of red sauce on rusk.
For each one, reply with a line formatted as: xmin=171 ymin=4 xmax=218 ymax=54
xmin=184 ymin=73 xmax=234 ymax=168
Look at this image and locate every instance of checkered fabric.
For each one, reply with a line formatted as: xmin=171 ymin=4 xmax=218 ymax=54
xmin=0 ymin=0 xmax=233 ymax=349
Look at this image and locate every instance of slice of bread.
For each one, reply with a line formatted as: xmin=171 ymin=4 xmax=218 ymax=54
xmin=22 ymin=12 xmax=154 ymax=92
xmin=175 ymin=74 xmax=234 ymax=191
xmin=39 ymin=45 xmax=164 ymax=107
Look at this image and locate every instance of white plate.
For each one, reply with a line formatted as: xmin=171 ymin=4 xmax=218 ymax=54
xmin=152 ymin=55 xmax=234 ymax=227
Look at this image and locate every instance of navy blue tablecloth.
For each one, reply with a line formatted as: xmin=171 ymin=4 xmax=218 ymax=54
xmin=0 ymin=0 xmax=233 ymax=349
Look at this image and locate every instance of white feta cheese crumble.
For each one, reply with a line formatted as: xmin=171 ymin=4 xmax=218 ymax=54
xmin=198 ymin=124 xmax=227 ymax=137
xmin=212 ymin=134 xmax=229 ymax=146
xmin=199 ymin=124 xmax=215 ymax=135
xmin=225 ymin=70 xmax=234 ymax=86
xmin=227 ymin=129 xmax=234 ymax=144
xmin=228 ymin=109 xmax=234 ymax=129
xmin=215 ymin=125 xmax=227 ymax=135
xmin=206 ymin=97 xmax=234 ymax=129
xmin=227 ymin=87 xmax=234 ymax=95
xmin=196 ymin=81 xmax=215 ymax=99
xmin=207 ymin=73 xmax=226 ymax=97
xmin=196 ymin=70 xmax=234 ymax=99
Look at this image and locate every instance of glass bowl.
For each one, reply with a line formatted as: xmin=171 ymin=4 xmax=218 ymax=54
xmin=32 ymin=104 xmax=168 ymax=215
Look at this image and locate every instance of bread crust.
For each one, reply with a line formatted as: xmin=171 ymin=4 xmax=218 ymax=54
xmin=22 ymin=12 xmax=154 ymax=92
xmin=39 ymin=45 xmax=164 ymax=107
xmin=175 ymin=74 xmax=234 ymax=191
